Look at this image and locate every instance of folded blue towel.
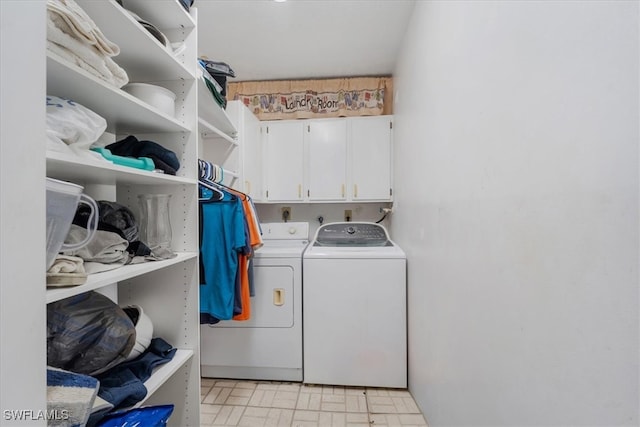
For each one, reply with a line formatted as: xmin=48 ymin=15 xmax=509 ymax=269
xmin=47 ymin=366 xmax=99 ymax=427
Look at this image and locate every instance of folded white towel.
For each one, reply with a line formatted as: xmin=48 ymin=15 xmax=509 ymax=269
xmin=47 ymin=18 xmax=129 ymax=88
xmin=46 ymin=0 xmax=127 ymax=87
xmin=47 ymin=0 xmax=119 ymax=57
xmin=47 ymin=255 xmax=86 ymax=274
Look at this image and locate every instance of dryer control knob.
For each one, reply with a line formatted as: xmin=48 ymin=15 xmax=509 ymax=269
xmin=288 ymin=227 xmax=297 ymax=235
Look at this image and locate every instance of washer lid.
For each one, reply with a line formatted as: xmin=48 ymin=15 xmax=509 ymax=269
xmin=313 ymin=222 xmax=391 ymax=247
xmin=304 ymin=243 xmax=405 ymax=259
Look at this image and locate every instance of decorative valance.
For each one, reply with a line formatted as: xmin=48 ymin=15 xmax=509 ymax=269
xmin=227 ymin=76 xmax=393 ymax=120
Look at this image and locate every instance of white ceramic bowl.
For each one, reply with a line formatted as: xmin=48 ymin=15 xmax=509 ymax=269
xmin=123 ymin=305 xmax=154 ymax=361
xmin=123 ymin=83 xmax=176 ymax=117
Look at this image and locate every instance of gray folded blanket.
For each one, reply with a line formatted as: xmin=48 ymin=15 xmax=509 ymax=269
xmin=63 ymin=225 xmax=128 ymax=273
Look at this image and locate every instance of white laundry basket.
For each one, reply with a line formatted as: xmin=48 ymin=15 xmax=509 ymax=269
xmin=46 ymin=178 xmax=98 ymax=271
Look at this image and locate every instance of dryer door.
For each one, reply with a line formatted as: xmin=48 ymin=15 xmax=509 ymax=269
xmin=214 ymin=263 xmax=295 ymax=328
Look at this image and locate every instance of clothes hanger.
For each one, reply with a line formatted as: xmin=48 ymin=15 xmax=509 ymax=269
xmin=198 ymin=159 xmax=249 ymax=201
xmin=198 ymin=178 xmax=225 ymax=202
xmin=216 ymin=181 xmax=248 ymax=201
xmin=199 ymin=160 xmax=225 ymax=185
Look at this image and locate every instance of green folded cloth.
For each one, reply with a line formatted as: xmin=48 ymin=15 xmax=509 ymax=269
xmin=202 ymin=75 xmax=226 ymax=107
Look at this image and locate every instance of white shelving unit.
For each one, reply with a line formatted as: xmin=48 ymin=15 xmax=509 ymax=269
xmin=46 ymin=151 xmax=196 ymax=186
xmin=197 ymin=69 xmax=240 ymax=187
xmin=197 ymin=70 xmax=237 ymax=138
xmin=1 ymin=1 xmax=201 ymax=425
xmin=46 ymin=252 xmax=197 ymax=304
xmin=198 ymin=117 xmax=237 ymax=145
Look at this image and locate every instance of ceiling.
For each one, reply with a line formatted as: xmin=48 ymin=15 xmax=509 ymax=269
xmin=195 ymin=0 xmax=416 ymax=82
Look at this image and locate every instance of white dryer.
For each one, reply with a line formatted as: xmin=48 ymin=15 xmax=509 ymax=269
xmin=303 ymin=222 xmax=407 ymax=388
xmin=200 ymin=222 xmax=308 ymax=381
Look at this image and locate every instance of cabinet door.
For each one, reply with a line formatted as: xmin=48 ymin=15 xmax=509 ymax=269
xmin=307 ymin=119 xmax=347 ymax=201
xmin=264 ymin=121 xmax=305 ymax=202
xmin=241 ymin=105 xmax=263 ymax=200
xmin=349 ymin=116 xmax=393 ymax=201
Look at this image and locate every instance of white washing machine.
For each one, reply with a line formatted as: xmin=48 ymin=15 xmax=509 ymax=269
xmin=200 ymin=222 xmax=308 ymax=381
xmin=303 ymin=222 xmax=407 ymax=388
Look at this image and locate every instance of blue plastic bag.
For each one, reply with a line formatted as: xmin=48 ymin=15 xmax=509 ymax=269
xmin=96 ymin=404 xmax=174 ymax=427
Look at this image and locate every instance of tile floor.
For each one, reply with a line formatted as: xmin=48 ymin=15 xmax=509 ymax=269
xmin=200 ymin=378 xmax=428 ymax=426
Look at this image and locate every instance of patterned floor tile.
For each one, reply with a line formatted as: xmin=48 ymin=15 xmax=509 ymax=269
xmin=236 ymin=381 xmax=259 ymax=390
xmin=201 ymin=404 xmax=223 ymax=415
xmin=345 ymin=395 xmax=368 ymax=413
xmin=202 ymin=378 xmax=217 ymax=387
xmin=296 ymin=391 xmax=322 ymax=411
xmin=211 ymin=405 xmax=245 ymax=426
xmin=369 ymin=412 xmax=429 ymax=426
xmin=256 ymin=383 xmax=280 ymax=391
xmin=200 ymin=378 xmax=427 ymax=427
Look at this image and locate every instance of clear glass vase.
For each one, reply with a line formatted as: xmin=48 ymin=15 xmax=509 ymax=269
xmin=138 ymin=194 xmax=173 ymax=256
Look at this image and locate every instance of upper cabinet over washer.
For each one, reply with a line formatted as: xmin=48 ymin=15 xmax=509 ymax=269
xmin=260 ymin=115 xmax=393 ymax=203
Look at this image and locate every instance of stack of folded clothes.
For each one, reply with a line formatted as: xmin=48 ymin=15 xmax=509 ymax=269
xmin=198 ymin=58 xmax=235 ymax=109
xmin=47 ymin=199 xmax=175 ymax=284
xmin=105 ymin=136 xmax=181 ymax=176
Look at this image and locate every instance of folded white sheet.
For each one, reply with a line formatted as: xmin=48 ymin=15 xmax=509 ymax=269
xmin=47 ymin=0 xmax=119 ymax=56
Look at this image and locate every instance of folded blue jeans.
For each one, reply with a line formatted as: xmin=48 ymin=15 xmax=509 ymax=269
xmin=96 ymin=338 xmax=177 ymax=410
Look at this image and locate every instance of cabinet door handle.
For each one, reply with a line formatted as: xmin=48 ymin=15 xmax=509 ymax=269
xmin=354 ymin=184 xmax=358 ymax=198
xmin=245 ymin=180 xmax=251 ymax=195
xmin=341 ymin=184 xmax=345 ymax=198
xmin=273 ymin=288 xmax=284 ymax=306
xmin=298 ymin=184 xmax=302 ymax=198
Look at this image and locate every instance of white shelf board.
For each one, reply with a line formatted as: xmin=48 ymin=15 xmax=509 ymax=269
xmin=46 ymin=151 xmax=197 ymax=186
xmin=197 ymin=75 xmax=237 ymax=138
xmin=47 ymin=54 xmax=191 ymax=134
xmin=198 ymin=117 xmax=238 ymax=145
xmin=135 ymin=349 xmax=194 ymax=407
xmin=76 ymin=0 xmax=193 ymax=82
xmin=46 ymin=252 xmax=198 ymax=304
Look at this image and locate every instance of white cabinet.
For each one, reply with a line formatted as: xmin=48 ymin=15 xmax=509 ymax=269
xmin=259 ymin=115 xmax=393 ymax=203
xmin=349 ymin=115 xmax=393 ymax=201
xmin=263 ymin=120 xmax=306 ymax=202
xmin=307 ymin=119 xmax=348 ymax=201
xmin=1 ymin=2 xmax=201 ymax=425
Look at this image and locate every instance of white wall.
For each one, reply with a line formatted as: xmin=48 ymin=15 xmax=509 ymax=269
xmin=392 ymin=1 xmax=639 ymax=426
xmin=254 ymin=202 xmax=391 ymax=238
xmin=1 ymin=0 xmax=47 ymax=421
